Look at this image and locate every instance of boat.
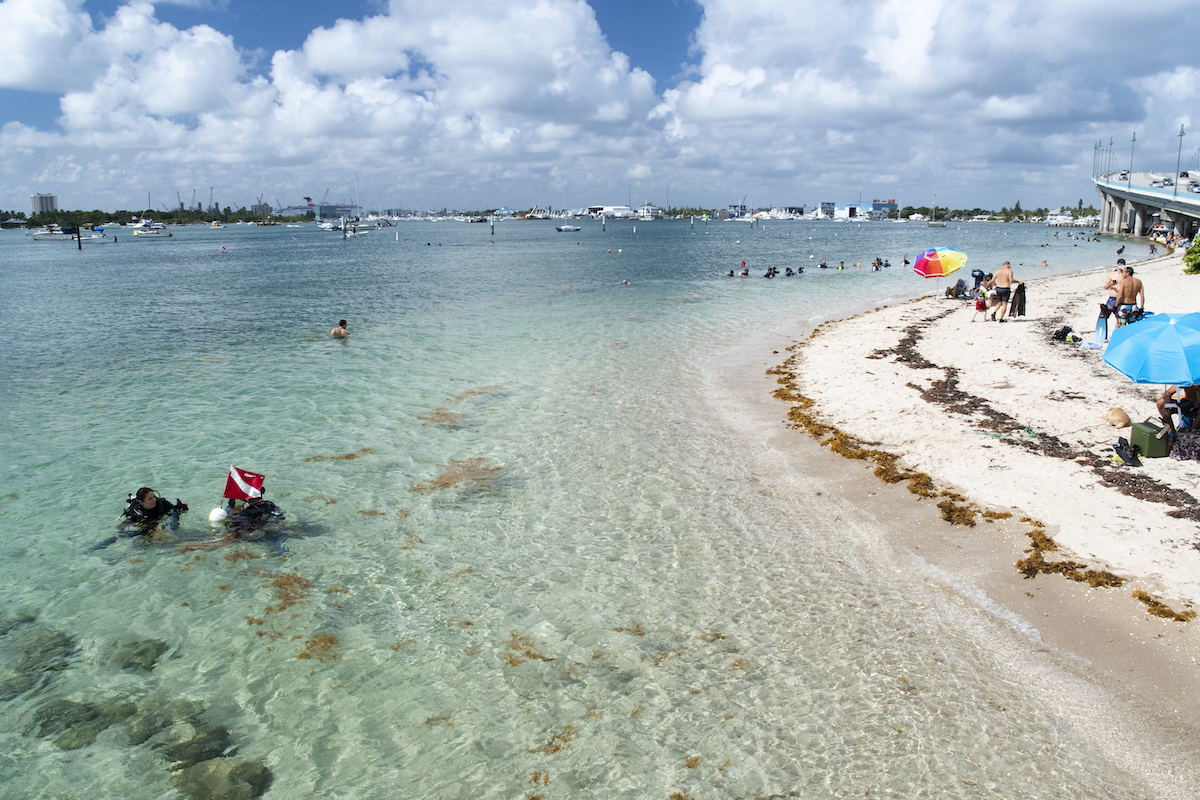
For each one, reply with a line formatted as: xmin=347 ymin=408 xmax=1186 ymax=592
xmin=132 ymin=220 xmax=173 ymax=238
xmin=555 ymin=225 xmax=582 ymax=232
xmin=29 ymin=224 xmax=116 ymax=243
xmin=210 ymin=221 xmax=226 ymax=229
xmin=29 ymin=224 xmax=79 ymax=241
xmin=927 ymin=196 xmax=946 ymax=227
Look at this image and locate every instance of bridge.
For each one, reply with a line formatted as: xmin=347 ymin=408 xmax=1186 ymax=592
xmin=1093 ymin=172 xmax=1200 ymax=239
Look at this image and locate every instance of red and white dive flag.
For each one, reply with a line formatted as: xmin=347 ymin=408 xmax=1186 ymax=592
xmin=224 ymin=466 xmax=264 ymax=500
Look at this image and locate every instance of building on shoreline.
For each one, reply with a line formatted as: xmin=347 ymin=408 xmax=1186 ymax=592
xmin=31 ymin=193 xmax=57 ymax=215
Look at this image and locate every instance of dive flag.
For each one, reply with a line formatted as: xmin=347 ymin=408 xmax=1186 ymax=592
xmin=224 ymin=466 xmax=264 ymax=500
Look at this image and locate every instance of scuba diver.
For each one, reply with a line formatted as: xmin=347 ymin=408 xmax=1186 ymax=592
xmin=208 ymin=466 xmax=286 ymax=540
xmin=123 ymin=487 xmax=188 ymax=528
xmin=92 ymin=487 xmax=189 ymax=550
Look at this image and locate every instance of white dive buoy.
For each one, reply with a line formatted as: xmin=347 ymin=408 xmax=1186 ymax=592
xmin=208 ymin=506 xmax=230 ymax=522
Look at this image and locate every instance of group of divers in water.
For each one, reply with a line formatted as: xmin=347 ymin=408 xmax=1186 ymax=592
xmin=94 ymin=324 xmax=355 ymax=552
xmin=92 ymin=484 xmax=287 ymax=551
xmin=728 ymin=256 xmax=901 ymax=278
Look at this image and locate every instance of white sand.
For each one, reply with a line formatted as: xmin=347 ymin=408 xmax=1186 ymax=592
xmin=792 ymin=251 xmax=1200 ymax=609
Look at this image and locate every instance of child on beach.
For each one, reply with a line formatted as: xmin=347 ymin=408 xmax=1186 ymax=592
xmin=971 ymin=293 xmax=988 ymax=321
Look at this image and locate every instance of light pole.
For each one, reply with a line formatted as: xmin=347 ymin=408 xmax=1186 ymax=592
xmin=1128 ymin=132 xmax=1136 ymax=189
xmin=1093 ymin=141 xmax=1100 ymax=177
xmin=1175 ymin=124 xmax=1185 ymax=197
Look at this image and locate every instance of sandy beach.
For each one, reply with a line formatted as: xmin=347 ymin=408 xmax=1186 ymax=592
xmin=765 ymin=249 xmax=1200 ymax=779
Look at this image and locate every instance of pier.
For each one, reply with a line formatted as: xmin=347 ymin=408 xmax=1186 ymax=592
xmin=1093 ymin=172 xmax=1200 ymax=238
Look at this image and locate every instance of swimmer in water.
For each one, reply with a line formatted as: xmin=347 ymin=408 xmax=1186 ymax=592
xmin=330 ymin=320 xmax=348 ymax=337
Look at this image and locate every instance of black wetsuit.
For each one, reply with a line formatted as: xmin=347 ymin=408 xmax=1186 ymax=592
xmin=122 ymin=497 xmax=186 ymax=529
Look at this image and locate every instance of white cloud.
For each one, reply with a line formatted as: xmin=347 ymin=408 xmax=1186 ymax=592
xmin=0 ymin=0 xmax=1198 ymax=211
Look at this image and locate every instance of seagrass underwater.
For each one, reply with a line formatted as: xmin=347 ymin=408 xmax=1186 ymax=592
xmin=1 ymin=220 xmax=1194 ymax=798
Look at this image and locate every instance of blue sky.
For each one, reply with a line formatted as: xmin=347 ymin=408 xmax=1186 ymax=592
xmin=0 ymin=0 xmax=1196 ymax=214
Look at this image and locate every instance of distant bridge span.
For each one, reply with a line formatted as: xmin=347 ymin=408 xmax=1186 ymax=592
xmin=1093 ymin=173 xmax=1200 ymax=238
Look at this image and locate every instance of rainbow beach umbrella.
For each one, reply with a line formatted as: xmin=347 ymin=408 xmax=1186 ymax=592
xmin=912 ymin=247 xmax=967 ymax=278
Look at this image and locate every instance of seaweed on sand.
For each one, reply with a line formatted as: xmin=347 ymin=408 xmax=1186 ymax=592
xmin=1131 ymin=590 xmax=1196 ymax=622
xmin=1015 ymin=518 xmax=1124 ymax=588
xmin=409 ymin=458 xmax=503 ymax=495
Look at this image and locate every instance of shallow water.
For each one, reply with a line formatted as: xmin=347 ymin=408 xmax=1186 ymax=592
xmin=0 ymin=220 xmax=1162 ymax=798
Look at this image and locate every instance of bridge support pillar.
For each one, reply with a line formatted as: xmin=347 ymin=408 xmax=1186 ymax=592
xmin=1133 ymin=204 xmax=1146 ymax=236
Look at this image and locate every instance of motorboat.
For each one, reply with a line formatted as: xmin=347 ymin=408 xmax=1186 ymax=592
xmin=132 ymin=220 xmax=173 ymax=238
xmin=210 ymin=221 xmax=226 ymax=229
xmin=29 ymin=224 xmax=116 ymax=243
xmin=29 ymin=224 xmax=79 ymax=241
xmin=555 ymin=225 xmax=582 ymax=232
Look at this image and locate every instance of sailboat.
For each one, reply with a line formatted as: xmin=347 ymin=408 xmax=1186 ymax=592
xmin=927 ymin=195 xmax=946 ymax=228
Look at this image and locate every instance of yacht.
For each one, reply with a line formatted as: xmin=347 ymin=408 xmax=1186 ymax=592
xmin=131 ymin=219 xmax=173 ymax=238
xmin=29 ymin=224 xmax=116 ymax=243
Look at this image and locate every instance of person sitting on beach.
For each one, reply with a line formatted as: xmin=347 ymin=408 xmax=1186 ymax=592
xmin=1113 ymin=267 xmax=1144 ymax=325
xmin=945 ymin=278 xmax=967 ymax=299
xmin=1157 ymin=385 xmax=1200 ymax=443
xmin=331 ymin=320 xmax=348 ymax=337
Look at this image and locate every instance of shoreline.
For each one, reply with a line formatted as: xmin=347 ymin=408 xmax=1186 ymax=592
xmin=754 ymin=252 xmax=1200 ymax=791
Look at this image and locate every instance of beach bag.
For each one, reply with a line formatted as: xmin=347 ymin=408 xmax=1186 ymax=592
xmin=1052 ymin=325 xmax=1072 ymax=341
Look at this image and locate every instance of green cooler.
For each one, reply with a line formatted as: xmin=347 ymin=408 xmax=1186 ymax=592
xmin=1130 ymin=418 xmax=1170 ymax=459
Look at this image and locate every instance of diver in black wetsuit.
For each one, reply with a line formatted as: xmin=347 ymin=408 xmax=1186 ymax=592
xmin=122 ymin=487 xmax=188 ymax=529
xmin=92 ymin=487 xmax=188 ymax=550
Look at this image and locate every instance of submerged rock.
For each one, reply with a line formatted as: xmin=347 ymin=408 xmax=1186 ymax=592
xmin=11 ymin=629 xmax=77 ymax=674
xmin=0 ymin=629 xmax=78 ymax=701
xmin=28 ymin=696 xmax=137 ymax=750
xmin=105 ymin=638 xmax=170 ymax=671
xmin=126 ymin=698 xmax=206 ymax=745
xmin=160 ymin=722 xmax=235 ymax=768
xmin=0 ymin=612 xmax=36 ymax=637
xmin=174 ymin=757 xmax=272 ymax=800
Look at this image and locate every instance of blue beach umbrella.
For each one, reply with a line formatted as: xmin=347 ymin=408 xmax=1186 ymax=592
xmin=1103 ymin=313 xmax=1200 ymax=385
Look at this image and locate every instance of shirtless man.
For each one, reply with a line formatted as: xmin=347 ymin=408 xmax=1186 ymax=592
xmin=993 ymin=261 xmax=1019 ymax=322
xmin=1113 ymin=267 xmax=1144 ymax=324
xmin=330 ymin=319 xmax=348 ymax=337
xmin=1103 ymin=262 xmax=1126 ymax=312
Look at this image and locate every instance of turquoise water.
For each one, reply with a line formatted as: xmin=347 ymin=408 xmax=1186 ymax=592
xmin=0 ymin=220 xmax=1162 ymax=798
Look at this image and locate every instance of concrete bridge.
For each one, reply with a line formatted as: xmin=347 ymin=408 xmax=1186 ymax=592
xmin=1093 ymin=172 xmax=1200 ymax=238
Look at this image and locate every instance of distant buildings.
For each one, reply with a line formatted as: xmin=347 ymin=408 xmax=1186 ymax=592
xmin=31 ymin=193 xmax=57 ymax=215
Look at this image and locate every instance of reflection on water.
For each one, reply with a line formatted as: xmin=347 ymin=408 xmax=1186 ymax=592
xmin=0 ymin=221 xmax=1162 ymax=797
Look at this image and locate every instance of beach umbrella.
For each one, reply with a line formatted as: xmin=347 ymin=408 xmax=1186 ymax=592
xmin=912 ymin=247 xmax=967 ymax=278
xmin=1103 ymin=313 xmax=1200 ymax=385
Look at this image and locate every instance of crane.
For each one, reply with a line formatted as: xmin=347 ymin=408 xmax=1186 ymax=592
xmin=177 ymin=191 xmax=183 ymax=210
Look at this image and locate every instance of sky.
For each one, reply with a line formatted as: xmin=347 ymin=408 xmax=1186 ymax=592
xmin=0 ymin=0 xmax=1197 ymax=215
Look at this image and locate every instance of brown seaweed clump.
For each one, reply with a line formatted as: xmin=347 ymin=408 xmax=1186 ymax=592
xmin=1131 ymin=590 xmax=1196 ymax=622
xmin=504 ymin=631 xmax=555 ymax=666
xmin=612 ymin=622 xmax=646 ymax=637
xmin=448 ymin=383 xmax=511 ymax=402
xmin=417 ymin=408 xmax=468 ymax=426
xmin=303 ymin=448 xmax=373 ymax=462
xmin=296 ymin=633 xmax=342 ymax=661
xmin=528 ymin=725 xmax=578 ymax=755
xmin=224 ymin=550 xmax=261 ymax=566
xmin=262 ymin=572 xmax=314 ymax=614
xmin=409 ymin=458 xmax=503 ymax=495
xmin=1015 ymin=518 xmax=1124 ymax=588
